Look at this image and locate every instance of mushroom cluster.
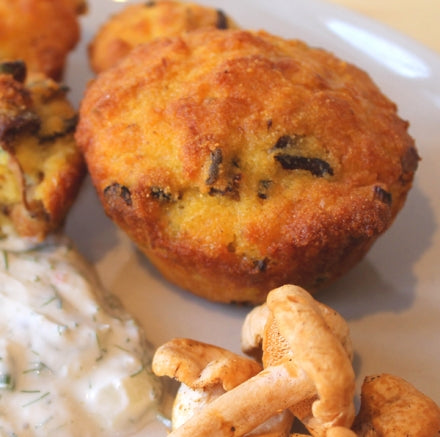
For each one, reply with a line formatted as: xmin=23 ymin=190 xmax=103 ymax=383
xmin=152 ymin=285 xmax=440 ymax=436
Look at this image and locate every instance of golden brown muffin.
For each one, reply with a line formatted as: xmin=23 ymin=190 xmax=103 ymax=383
xmin=76 ymin=29 xmax=419 ymax=304
xmin=0 ymin=0 xmax=82 ymax=80
xmin=0 ymin=61 xmax=85 ymax=245
xmin=88 ymin=0 xmax=237 ymax=74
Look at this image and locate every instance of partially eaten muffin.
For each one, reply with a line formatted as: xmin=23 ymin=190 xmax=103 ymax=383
xmin=0 ymin=61 xmax=85 ymax=246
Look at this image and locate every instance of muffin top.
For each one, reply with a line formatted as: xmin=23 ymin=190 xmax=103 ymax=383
xmin=76 ymin=29 xmax=418 ymax=301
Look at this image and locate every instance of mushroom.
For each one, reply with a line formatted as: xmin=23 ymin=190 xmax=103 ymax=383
xmin=242 ymin=285 xmax=356 ymax=436
xmin=152 ymin=286 xmax=440 ymax=437
xmin=242 ymin=286 xmax=353 ymax=365
xmin=241 ymin=302 xmax=270 ymax=362
xmin=152 ymin=337 xmax=294 ymax=436
xmin=152 ymin=285 xmax=356 ymax=437
xmin=352 ymin=373 xmax=440 ymax=436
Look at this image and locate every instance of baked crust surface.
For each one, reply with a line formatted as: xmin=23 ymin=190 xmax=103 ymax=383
xmin=89 ymin=0 xmax=237 ymax=74
xmin=77 ymin=29 xmax=418 ymax=303
xmin=0 ymin=0 xmax=81 ymax=80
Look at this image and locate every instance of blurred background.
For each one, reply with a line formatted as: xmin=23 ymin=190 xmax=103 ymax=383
xmin=327 ymin=0 xmax=440 ymax=53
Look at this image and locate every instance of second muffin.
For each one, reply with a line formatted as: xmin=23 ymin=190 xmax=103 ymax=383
xmin=88 ymin=0 xmax=237 ymax=74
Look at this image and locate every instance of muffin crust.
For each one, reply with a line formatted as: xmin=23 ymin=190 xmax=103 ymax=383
xmin=77 ymin=29 xmax=418 ymax=303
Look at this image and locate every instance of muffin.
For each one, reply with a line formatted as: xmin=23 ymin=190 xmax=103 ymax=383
xmin=0 ymin=61 xmax=85 ymax=246
xmin=0 ymin=0 xmax=83 ymax=80
xmin=76 ymin=29 xmax=419 ymax=304
xmin=88 ymin=0 xmax=237 ymax=74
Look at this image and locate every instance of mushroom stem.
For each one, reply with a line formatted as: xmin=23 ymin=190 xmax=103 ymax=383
xmin=266 ymin=286 xmax=356 ymax=432
xmin=168 ymin=364 xmax=315 ymax=437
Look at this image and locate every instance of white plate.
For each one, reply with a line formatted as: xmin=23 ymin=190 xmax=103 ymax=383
xmin=65 ymin=0 xmax=440 ymax=435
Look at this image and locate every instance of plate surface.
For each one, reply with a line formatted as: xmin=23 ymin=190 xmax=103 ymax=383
xmin=65 ymin=0 xmax=440 ymax=434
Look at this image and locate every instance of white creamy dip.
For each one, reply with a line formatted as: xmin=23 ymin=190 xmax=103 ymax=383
xmin=0 ymin=238 xmax=161 ymax=437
